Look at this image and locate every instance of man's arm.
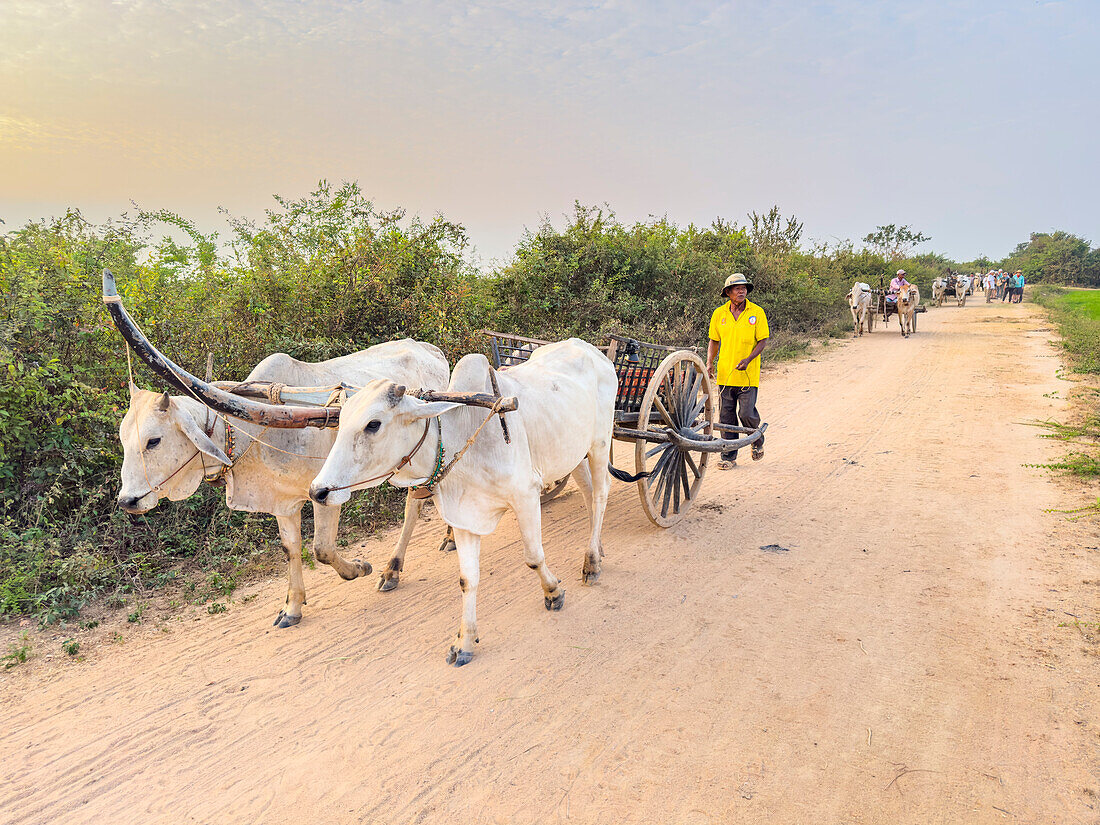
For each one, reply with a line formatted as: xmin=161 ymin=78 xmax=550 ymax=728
xmin=706 ymin=339 xmax=720 ymax=377
xmin=736 ymin=338 xmax=768 ymax=372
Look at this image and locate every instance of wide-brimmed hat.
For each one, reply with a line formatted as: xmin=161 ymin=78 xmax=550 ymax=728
xmin=721 ymin=273 xmax=754 ymax=296
xmin=896 ymin=269 xmax=906 ymax=276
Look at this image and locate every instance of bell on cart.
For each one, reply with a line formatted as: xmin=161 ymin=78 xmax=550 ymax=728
xmin=624 ymin=339 xmax=641 ymax=364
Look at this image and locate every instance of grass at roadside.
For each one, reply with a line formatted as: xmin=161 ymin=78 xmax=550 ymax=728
xmin=1030 ymin=285 xmax=1100 ymax=512
xmin=1032 ymin=285 xmax=1100 ymax=373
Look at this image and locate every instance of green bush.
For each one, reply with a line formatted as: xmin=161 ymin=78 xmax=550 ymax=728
xmin=0 ymin=184 xmax=483 ymax=621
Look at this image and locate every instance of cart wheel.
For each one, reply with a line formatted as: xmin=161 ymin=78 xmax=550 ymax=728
xmin=867 ymin=311 xmax=875 ymax=332
xmin=540 ymin=477 xmax=569 ymax=504
xmin=912 ymin=310 xmax=917 ymax=332
xmin=634 ymin=350 xmax=714 ymax=527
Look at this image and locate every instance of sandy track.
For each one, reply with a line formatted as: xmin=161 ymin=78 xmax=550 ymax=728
xmin=2 ymin=302 xmax=1098 ymax=824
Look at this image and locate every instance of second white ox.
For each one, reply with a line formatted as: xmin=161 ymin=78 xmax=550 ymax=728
xmin=955 ymin=275 xmax=970 ymax=306
xmin=309 ymin=338 xmax=627 ymax=667
xmin=117 ymin=340 xmax=450 ymax=627
xmin=847 ymin=282 xmax=873 ymax=336
xmin=931 ymin=277 xmax=947 ymax=307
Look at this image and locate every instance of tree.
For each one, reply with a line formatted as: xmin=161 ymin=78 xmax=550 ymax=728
xmin=1003 ymin=231 xmax=1098 ymax=286
xmin=748 ymin=206 xmax=803 ymax=256
xmin=862 ymin=224 xmax=931 ymax=261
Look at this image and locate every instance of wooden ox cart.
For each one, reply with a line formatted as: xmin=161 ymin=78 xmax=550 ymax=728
xmin=102 ymin=269 xmax=763 ymax=531
xmin=870 ymin=289 xmax=919 ymax=332
xmin=484 ymin=330 xmax=766 ymax=527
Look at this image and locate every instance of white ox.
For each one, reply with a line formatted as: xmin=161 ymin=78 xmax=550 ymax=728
xmin=847 ymin=282 xmax=873 ymax=336
xmin=308 ymin=339 xmax=630 ymax=666
xmin=117 ymin=340 xmax=450 ymax=627
xmin=931 ymin=277 xmax=947 ymax=307
xmin=955 ymin=276 xmax=970 ymax=306
xmin=896 ymin=284 xmax=920 ymax=337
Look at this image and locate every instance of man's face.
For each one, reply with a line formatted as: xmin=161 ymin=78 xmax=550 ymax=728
xmin=728 ymin=285 xmax=749 ymax=302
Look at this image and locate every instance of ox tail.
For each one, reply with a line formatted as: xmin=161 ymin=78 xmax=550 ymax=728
xmin=608 ymin=462 xmax=649 ymax=483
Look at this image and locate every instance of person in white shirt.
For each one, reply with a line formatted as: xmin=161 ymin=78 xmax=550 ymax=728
xmin=983 ymin=270 xmax=996 ymax=302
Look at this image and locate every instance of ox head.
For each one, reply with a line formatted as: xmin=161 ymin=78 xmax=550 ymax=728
xmin=117 ymin=387 xmax=231 ymax=514
xmin=308 ymin=380 xmax=461 ymax=507
xmin=898 ymin=284 xmax=920 ymax=308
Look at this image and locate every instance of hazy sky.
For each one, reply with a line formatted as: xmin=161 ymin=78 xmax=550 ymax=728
xmin=2 ymin=0 xmax=1097 ymax=264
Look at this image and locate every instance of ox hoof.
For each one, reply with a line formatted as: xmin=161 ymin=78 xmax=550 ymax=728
xmin=439 ymin=538 xmax=456 ymax=553
xmin=356 ymin=559 xmax=373 ymax=576
xmin=544 ymin=591 xmax=566 ymax=611
xmin=273 ymin=610 xmax=301 ymax=628
xmin=446 ymin=646 xmax=474 ymax=667
xmin=582 ymin=567 xmax=601 ymax=586
xmin=377 ymin=575 xmax=399 ymax=593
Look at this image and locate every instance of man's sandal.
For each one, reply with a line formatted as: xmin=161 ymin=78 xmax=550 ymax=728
xmin=751 ymin=445 xmax=764 ymax=461
xmin=717 ymin=459 xmax=736 ymax=470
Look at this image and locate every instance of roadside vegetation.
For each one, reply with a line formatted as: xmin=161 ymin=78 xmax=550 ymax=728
xmin=1030 ymin=285 xmax=1100 ymax=502
xmin=2 ymin=180 xmax=1096 ymax=627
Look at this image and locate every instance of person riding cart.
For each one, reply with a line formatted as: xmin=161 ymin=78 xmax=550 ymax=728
xmin=886 ymin=269 xmax=910 ymax=304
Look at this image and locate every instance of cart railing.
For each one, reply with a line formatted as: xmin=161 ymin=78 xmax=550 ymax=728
xmin=481 ymin=329 xmax=698 ymax=416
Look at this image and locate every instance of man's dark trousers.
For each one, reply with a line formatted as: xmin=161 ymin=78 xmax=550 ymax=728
xmin=719 ymin=385 xmax=762 ymax=462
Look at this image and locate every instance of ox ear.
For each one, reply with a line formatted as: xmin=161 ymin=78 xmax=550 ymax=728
xmin=407 ymin=400 xmax=463 ymax=421
xmin=176 ymin=408 xmax=231 ymax=466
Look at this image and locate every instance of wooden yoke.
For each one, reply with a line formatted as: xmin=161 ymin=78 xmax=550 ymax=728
xmin=103 ymin=269 xmax=518 ymax=427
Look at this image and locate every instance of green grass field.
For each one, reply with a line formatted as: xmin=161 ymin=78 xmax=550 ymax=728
xmin=1054 ymin=288 xmax=1100 ymax=320
xmin=1032 ymin=286 xmax=1100 ymax=374
xmin=1031 ymin=285 xmax=1100 ymax=491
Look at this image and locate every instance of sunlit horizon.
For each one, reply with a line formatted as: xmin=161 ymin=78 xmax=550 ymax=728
xmin=3 ymin=0 xmax=1097 ymax=265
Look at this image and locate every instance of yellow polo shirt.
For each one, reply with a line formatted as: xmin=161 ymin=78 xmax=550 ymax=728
xmin=708 ymin=299 xmax=769 ymax=387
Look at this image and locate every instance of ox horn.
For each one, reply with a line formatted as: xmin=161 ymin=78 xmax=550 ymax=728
xmin=157 ymin=391 xmax=171 ymax=411
xmin=385 ymin=384 xmax=407 ymax=407
xmin=101 ymin=269 xmax=341 ymax=429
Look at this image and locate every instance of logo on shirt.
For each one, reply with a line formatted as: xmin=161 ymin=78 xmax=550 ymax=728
xmin=720 ymin=317 xmax=727 ymax=325
xmin=748 ymin=316 xmax=757 ymax=325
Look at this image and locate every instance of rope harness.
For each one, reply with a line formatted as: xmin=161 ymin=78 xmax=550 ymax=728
xmin=321 ymin=393 xmax=509 ymax=498
xmin=129 ymin=346 xmax=273 ymax=498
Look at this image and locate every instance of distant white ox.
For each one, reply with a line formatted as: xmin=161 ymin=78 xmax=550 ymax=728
xmin=955 ymin=276 xmax=970 ymax=307
xmin=117 ymin=340 xmax=450 ymax=627
xmin=931 ymin=277 xmax=947 ymax=307
xmin=309 ymin=339 xmax=634 ymax=666
xmin=897 ymin=284 xmax=920 ymax=337
xmin=847 ymin=282 xmax=873 ymax=336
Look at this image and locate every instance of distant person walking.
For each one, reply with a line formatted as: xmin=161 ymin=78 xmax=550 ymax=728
xmin=1013 ymin=271 xmax=1025 ymax=303
xmin=707 ymin=273 xmax=768 ymax=470
xmin=984 ymin=270 xmax=996 ymax=302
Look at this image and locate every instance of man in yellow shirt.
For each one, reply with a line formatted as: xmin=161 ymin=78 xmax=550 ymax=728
xmin=706 ymin=273 xmax=769 ymax=470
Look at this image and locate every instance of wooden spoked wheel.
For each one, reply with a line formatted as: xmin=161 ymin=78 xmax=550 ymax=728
xmin=634 ymin=350 xmax=715 ymax=527
xmin=540 ymin=477 xmax=569 ymax=504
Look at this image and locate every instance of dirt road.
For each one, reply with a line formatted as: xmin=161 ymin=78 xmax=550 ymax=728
xmin=2 ymin=301 xmax=1097 ymax=824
